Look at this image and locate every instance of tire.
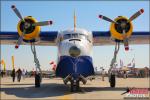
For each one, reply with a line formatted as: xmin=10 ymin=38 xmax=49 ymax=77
xmin=76 ymin=80 xmax=80 ymax=91
xmin=110 ymin=74 xmax=116 ymax=87
xmin=35 ymin=74 xmax=41 ymax=88
xmin=70 ymin=80 xmax=74 ymax=92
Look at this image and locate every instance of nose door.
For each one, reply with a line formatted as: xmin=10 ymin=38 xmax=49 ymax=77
xmin=69 ymin=46 xmax=81 ymax=57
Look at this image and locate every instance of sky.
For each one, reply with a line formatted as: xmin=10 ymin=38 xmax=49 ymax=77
xmin=1 ymin=1 xmax=149 ymax=71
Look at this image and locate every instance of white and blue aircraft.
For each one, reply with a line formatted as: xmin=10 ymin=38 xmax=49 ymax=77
xmin=0 ymin=5 xmax=149 ymax=92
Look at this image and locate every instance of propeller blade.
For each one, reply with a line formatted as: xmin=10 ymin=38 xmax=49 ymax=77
xmin=11 ymin=5 xmax=24 ymax=21
xmin=33 ymin=21 xmax=52 ymax=26
xmin=128 ymin=9 xmax=144 ymax=22
xmin=99 ymin=15 xmax=117 ymax=24
xmin=15 ymin=29 xmax=26 ymax=49
xmin=15 ymin=36 xmax=23 ymax=49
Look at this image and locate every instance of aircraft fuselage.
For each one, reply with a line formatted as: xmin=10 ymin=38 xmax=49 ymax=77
xmin=56 ymin=28 xmax=94 ymax=80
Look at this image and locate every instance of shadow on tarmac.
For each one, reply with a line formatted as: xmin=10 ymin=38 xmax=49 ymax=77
xmin=0 ymin=82 xmax=130 ymax=98
xmin=81 ymin=86 xmax=127 ymax=92
xmin=0 ymin=83 xmax=34 ymax=86
xmin=1 ymin=83 xmax=71 ymax=98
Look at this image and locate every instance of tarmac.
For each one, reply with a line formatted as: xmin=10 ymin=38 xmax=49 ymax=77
xmin=0 ymin=76 xmax=149 ymax=99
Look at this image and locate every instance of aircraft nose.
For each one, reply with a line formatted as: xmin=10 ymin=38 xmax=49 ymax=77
xmin=69 ymin=46 xmax=81 ymax=57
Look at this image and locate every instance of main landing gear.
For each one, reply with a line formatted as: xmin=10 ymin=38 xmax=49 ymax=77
xmin=108 ymin=42 xmax=120 ymax=88
xmin=31 ymin=43 xmax=42 ymax=88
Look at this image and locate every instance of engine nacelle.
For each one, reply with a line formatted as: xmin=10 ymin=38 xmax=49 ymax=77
xmin=17 ymin=16 xmax=41 ymax=41
xmin=110 ymin=16 xmax=133 ymax=41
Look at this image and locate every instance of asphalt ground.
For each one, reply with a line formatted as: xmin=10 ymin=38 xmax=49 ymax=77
xmin=0 ymin=77 xmax=149 ymax=99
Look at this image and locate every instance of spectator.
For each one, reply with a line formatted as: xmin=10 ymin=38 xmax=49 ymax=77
xmin=1 ymin=70 xmax=5 ymax=77
xmin=123 ymin=71 xmax=127 ymax=79
xmin=16 ymin=68 xmax=22 ymax=82
xmin=25 ymin=70 xmax=28 ymax=77
xmin=101 ymin=69 xmax=105 ymax=81
xmin=136 ymin=70 xmax=139 ymax=78
xmin=22 ymin=69 xmax=26 ymax=80
xmin=11 ymin=69 xmax=16 ymax=82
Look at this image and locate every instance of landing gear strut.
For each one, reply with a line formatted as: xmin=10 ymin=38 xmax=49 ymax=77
xmin=69 ymin=74 xmax=86 ymax=92
xmin=108 ymin=42 xmax=120 ymax=88
xmin=31 ymin=43 xmax=42 ymax=88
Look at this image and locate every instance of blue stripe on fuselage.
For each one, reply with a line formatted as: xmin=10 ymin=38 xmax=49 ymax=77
xmin=56 ymin=56 xmax=94 ymax=78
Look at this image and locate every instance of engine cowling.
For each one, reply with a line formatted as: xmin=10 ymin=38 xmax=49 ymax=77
xmin=17 ymin=16 xmax=41 ymax=41
xmin=110 ymin=16 xmax=133 ymax=41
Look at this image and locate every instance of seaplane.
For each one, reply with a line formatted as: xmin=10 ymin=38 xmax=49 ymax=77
xmin=0 ymin=5 xmax=149 ymax=92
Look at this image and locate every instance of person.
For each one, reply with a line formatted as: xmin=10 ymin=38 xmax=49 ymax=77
xmin=11 ymin=69 xmax=16 ymax=82
xmin=1 ymin=70 xmax=4 ymax=77
xmin=25 ymin=70 xmax=28 ymax=77
xmin=136 ymin=70 xmax=139 ymax=78
xmin=22 ymin=69 xmax=26 ymax=80
xmin=101 ymin=69 xmax=105 ymax=81
xmin=123 ymin=71 xmax=127 ymax=79
xmin=16 ymin=68 xmax=22 ymax=82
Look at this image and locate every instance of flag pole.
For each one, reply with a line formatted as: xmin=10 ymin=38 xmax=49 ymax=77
xmin=12 ymin=56 xmax=15 ymax=69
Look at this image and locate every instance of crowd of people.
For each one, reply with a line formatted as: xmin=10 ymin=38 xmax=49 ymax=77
xmin=0 ymin=68 xmax=30 ymax=82
xmin=11 ymin=68 xmax=25 ymax=82
xmin=11 ymin=68 xmax=27 ymax=82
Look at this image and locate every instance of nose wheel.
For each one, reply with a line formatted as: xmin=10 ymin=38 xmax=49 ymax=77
xmin=70 ymin=79 xmax=80 ymax=92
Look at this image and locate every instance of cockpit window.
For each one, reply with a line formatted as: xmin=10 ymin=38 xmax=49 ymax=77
xmin=63 ymin=33 xmax=87 ymax=40
xmin=63 ymin=34 xmax=71 ymax=39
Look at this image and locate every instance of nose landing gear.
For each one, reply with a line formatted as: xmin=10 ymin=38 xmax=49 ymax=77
xmin=63 ymin=74 xmax=87 ymax=92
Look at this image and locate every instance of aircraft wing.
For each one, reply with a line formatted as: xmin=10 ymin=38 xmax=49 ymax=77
xmin=92 ymin=31 xmax=149 ymax=46
xmin=0 ymin=31 xmax=58 ymax=46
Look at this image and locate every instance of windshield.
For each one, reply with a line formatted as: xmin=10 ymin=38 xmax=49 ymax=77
xmin=63 ymin=33 xmax=87 ymax=40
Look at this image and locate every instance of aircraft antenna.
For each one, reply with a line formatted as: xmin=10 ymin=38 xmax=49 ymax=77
xmin=74 ymin=10 xmax=76 ymax=32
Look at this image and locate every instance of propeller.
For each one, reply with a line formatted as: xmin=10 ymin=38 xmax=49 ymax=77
xmin=11 ymin=5 xmax=52 ymax=49
xmin=98 ymin=9 xmax=144 ymax=51
xmin=98 ymin=8 xmax=144 ymax=30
